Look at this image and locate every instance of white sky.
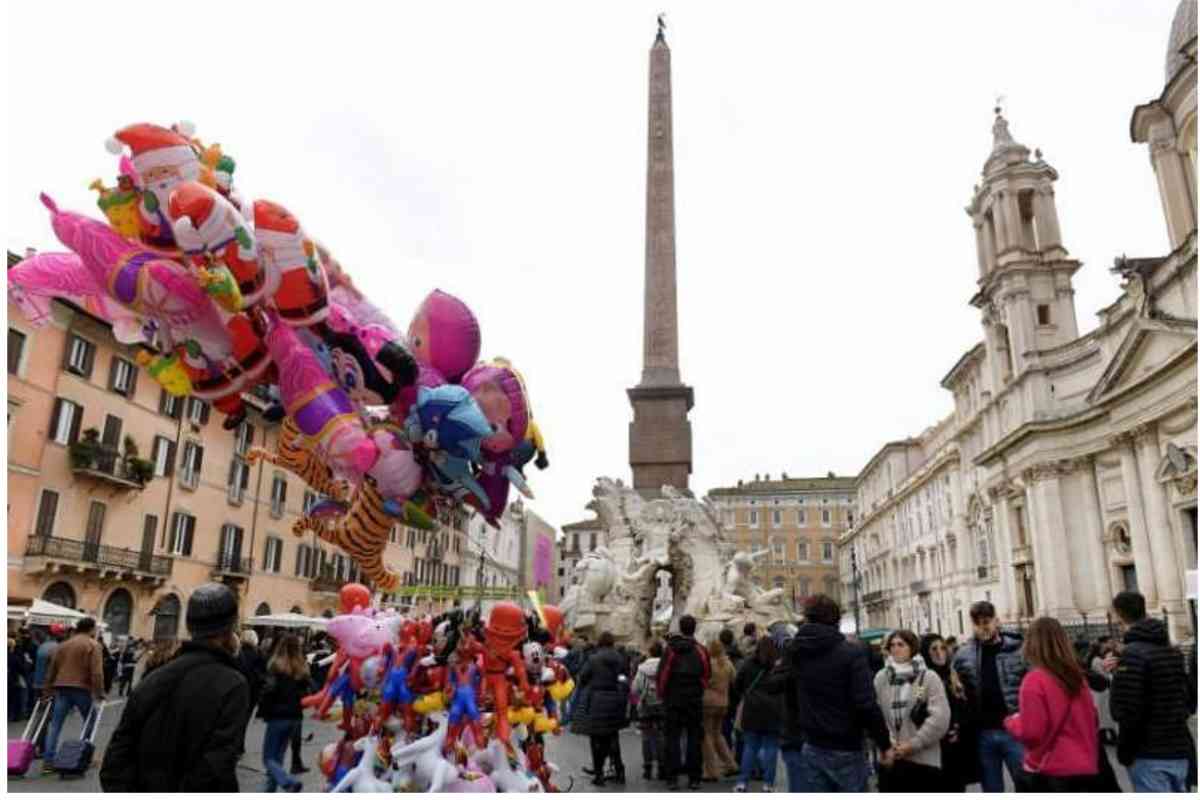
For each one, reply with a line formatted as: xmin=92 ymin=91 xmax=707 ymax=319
xmin=5 ymin=1 xmax=1182 ymax=533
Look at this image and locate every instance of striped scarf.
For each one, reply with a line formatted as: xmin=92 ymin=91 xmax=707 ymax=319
xmin=885 ymin=655 xmax=927 ymax=736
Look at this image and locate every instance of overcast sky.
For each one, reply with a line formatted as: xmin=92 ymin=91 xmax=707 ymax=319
xmin=6 ymin=1 xmax=1182 ymax=532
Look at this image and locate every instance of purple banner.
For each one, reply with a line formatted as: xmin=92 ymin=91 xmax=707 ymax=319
xmin=533 ymin=535 xmax=553 ymax=586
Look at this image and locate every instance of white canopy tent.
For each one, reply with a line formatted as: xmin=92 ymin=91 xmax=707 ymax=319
xmin=23 ymin=599 xmax=108 ymax=630
xmin=245 ymin=612 xmax=327 ymax=630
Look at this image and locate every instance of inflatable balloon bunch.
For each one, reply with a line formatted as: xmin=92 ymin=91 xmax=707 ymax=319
xmin=9 ymin=121 xmax=552 ymax=594
xmin=306 ymin=586 xmax=575 ymax=792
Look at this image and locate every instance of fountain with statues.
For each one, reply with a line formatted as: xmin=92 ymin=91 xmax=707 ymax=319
xmin=560 ymin=478 xmax=799 ymax=651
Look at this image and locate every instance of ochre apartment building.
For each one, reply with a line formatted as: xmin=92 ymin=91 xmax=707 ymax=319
xmin=7 ymin=265 xmax=465 ymax=639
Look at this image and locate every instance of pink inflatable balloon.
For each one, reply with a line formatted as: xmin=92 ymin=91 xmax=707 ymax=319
xmin=407 ymin=289 xmax=481 ymax=382
xmin=263 ymin=311 xmax=378 ymax=480
xmin=461 ymin=363 xmax=529 ymax=454
xmin=366 ymin=427 xmax=422 ymax=503
xmin=8 ymin=252 xmax=147 ymax=342
xmin=38 ymin=194 xmax=233 ymax=360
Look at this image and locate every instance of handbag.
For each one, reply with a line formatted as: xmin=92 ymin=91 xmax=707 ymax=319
xmin=909 ymin=672 xmax=931 ymax=728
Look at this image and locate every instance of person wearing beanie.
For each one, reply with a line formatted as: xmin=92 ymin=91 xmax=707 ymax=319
xmin=100 ymin=584 xmax=250 ymax=792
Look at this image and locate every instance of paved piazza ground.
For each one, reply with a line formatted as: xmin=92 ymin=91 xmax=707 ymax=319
xmin=6 ymin=701 xmax=1146 ymax=793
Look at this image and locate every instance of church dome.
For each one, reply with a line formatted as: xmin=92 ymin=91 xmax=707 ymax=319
xmin=1166 ymin=0 xmax=1197 ymax=83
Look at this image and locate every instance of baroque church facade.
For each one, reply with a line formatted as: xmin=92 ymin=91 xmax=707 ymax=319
xmin=842 ymin=0 xmax=1198 ymax=643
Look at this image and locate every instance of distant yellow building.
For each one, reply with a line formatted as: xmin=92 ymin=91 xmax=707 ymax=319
xmin=706 ymin=474 xmax=854 ymax=610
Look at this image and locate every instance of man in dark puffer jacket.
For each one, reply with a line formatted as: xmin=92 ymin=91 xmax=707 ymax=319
xmin=657 ymin=614 xmax=710 ymax=790
xmin=99 ymin=584 xmax=250 ymax=792
xmin=1107 ymin=591 xmax=1196 ymax=793
xmin=764 ymin=595 xmax=890 ymax=792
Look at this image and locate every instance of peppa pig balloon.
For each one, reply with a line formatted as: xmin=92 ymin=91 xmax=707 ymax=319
xmin=407 ymin=289 xmax=480 ymax=382
xmin=339 ymin=583 xmax=372 ymax=615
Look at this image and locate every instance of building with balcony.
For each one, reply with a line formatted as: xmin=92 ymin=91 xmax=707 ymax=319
xmin=707 ymin=473 xmax=854 ymax=611
xmin=7 ymin=278 xmax=465 ymax=639
xmin=841 ymin=2 xmax=1197 ymax=643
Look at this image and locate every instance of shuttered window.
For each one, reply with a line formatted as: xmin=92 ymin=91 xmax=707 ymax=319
xmin=8 ymin=329 xmax=26 ymax=375
xmin=49 ymin=398 xmax=83 ymax=445
xmin=108 ymin=357 xmax=138 ymax=397
xmin=63 ymin=335 xmax=95 ymax=378
xmin=34 ymin=490 xmax=59 ymax=538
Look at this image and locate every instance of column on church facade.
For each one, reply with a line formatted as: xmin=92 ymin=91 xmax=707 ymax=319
xmin=1149 ymin=138 xmax=1197 ymax=250
xmin=1032 ymin=186 xmax=1064 ymax=253
xmin=1034 ymin=468 xmax=1076 ymax=615
xmin=990 ymin=489 xmax=1019 ymax=619
xmin=991 ymin=192 xmax=1012 ymax=255
xmin=1000 ymin=190 xmax=1023 ymax=257
xmin=1114 ymin=432 xmax=1159 ymax=606
xmin=1078 ymin=455 xmax=1114 ymax=613
xmin=1134 ymin=425 xmax=1186 ymax=611
xmin=974 ymin=220 xmax=990 ymax=278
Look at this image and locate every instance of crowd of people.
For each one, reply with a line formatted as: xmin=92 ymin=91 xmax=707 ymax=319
xmin=564 ymin=591 xmax=1197 ymax=794
xmin=9 ymin=584 xmax=337 ymax=790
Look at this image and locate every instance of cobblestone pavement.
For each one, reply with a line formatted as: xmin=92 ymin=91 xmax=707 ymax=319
xmin=6 ymin=704 xmax=1142 ymax=793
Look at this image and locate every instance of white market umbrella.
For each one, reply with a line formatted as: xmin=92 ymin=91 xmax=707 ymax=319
xmin=8 ymin=606 xmax=30 ymax=622
xmin=246 ymin=612 xmax=327 ymax=630
xmin=27 ymin=598 xmax=88 ymax=626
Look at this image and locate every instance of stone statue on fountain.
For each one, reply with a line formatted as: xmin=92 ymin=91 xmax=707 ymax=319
xmin=561 ymin=478 xmax=798 ymax=652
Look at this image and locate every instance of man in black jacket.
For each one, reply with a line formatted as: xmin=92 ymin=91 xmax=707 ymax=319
xmin=1107 ymin=591 xmax=1195 ymax=793
xmin=657 ymin=614 xmax=710 ymax=791
xmin=951 ymin=600 xmax=1027 ymax=793
xmin=763 ymin=595 xmax=890 ymax=792
xmin=99 ymin=583 xmax=250 ymax=793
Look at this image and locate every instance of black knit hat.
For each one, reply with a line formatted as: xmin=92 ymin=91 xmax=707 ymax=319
xmin=186 ymin=582 xmax=239 ymax=639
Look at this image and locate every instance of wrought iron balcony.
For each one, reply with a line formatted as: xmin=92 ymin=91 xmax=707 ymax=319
xmin=863 ymin=589 xmax=886 ymax=605
xmin=910 ymin=580 xmax=930 ymax=595
xmin=70 ymin=448 xmax=147 ymax=490
xmin=310 ymin=573 xmax=347 ymax=594
xmin=213 ymin=553 xmax=253 ymax=578
xmin=25 ymin=535 xmax=172 ymax=578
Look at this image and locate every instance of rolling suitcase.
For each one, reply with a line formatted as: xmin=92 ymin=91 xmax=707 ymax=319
xmin=8 ymin=697 xmax=52 ymax=777
xmin=51 ymin=701 xmax=103 ymax=778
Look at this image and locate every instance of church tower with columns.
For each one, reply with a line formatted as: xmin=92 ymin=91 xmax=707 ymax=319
xmin=628 ymin=19 xmax=694 ymax=497
xmin=966 ymin=109 xmax=1083 ymax=404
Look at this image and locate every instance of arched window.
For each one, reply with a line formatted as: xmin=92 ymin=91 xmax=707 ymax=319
xmin=153 ymin=594 xmax=181 ymax=640
xmin=321 ymin=609 xmax=334 ymax=619
xmin=103 ymin=588 xmax=133 ymax=636
xmin=43 ymin=581 xmax=76 ymax=609
xmin=255 ymin=602 xmax=271 ymax=616
xmin=289 ymin=605 xmax=303 ymax=614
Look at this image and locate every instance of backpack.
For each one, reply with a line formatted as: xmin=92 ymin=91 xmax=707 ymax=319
xmin=637 ymin=670 xmax=663 ymax=718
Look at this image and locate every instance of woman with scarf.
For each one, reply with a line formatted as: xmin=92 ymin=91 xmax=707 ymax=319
xmin=873 ymin=629 xmax=951 ymax=792
xmin=919 ymin=633 xmax=976 ymax=791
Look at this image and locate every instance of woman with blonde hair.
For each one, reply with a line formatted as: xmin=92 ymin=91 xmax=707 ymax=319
xmin=701 ymin=637 xmax=739 ymax=781
xmin=1003 ymin=617 xmax=1099 ymax=791
xmin=257 ymin=634 xmax=311 ymax=792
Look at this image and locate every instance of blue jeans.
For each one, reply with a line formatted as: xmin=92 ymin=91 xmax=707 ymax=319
xmin=1130 ymin=758 xmax=1189 ymax=793
xmin=263 ymin=719 xmax=301 ymax=792
xmin=739 ymin=731 xmax=779 ymax=787
xmin=796 ymin=743 xmax=869 ymax=792
xmin=977 ymin=727 xmax=1026 ymax=793
xmin=43 ymin=687 xmax=94 ymax=764
xmin=781 ymin=747 xmax=804 ymax=793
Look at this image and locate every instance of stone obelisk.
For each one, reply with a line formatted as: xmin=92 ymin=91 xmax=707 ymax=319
xmin=628 ymin=20 xmax=694 ymax=497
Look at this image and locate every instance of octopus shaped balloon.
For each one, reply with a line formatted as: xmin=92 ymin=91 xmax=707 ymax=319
xmin=37 ymin=194 xmax=234 ymax=363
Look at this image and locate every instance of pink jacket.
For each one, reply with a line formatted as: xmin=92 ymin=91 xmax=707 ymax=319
xmin=1004 ymin=667 xmax=1098 ymax=777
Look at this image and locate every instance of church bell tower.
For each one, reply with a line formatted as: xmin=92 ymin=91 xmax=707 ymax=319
xmin=966 ymin=108 xmax=1082 ymax=391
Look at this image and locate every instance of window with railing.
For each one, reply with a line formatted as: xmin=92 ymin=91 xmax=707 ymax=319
xmin=271 ymin=475 xmax=287 ymax=517
xmin=152 ymin=436 xmax=174 ymax=477
xmin=169 ymin=512 xmax=195 ymax=556
xmin=64 ymin=335 xmax=95 ymax=378
xmin=109 ymin=356 xmax=137 ymax=398
xmin=263 ymin=536 xmax=282 ymax=573
xmin=180 ymin=441 xmax=203 ymax=489
xmin=227 ymin=457 xmax=249 ymax=505
xmin=50 ymin=398 xmax=83 ymax=445
xmin=218 ymin=524 xmax=245 ymax=572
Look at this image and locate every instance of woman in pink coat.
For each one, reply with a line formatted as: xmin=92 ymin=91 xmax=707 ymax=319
xmin=1004 ymin=618 xmax=1100 ymax=791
